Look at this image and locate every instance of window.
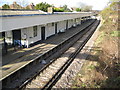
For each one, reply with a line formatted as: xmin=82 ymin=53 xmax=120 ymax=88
xmin=33 ymin=26 xmax=37 ymax=37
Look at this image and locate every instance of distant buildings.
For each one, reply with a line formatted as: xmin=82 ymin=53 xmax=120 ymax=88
xmin=26 ymin=3 xmax=35 ymax=10
xmin=1 ymin=2 xmax=35 ymax=10
xmin=9 ymin=2 xmax=22 ymax=9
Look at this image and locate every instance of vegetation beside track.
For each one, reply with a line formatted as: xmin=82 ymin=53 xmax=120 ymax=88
xmin=71 ymin=1 xmax=120 ymax=88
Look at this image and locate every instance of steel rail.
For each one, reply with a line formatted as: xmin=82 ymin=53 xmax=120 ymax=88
xmin=43 ymin=20 xmax=100 ymax=89
xmin=18 ymin=20 xmax=100 ymax=89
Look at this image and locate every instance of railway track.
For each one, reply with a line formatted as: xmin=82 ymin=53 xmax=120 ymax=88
xmin=18 ymin=20 xmax=100 ymax=89
xmin=2 ymin=20 xmax=95 ymax=88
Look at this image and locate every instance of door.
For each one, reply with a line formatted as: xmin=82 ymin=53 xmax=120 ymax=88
xmin=2 ymin=32 xmax=5 ymax=46
xmin=66 ymin=20 xmax=68 ymax=30
xmin=12 ymin=29 xmax=21 ymax=46
xmin=2 ymin=32 xmax=7 ymax=54
xmin=55 ymin=23 xmax=57 ymax=34
xmin=41 ymin=27 xmax=45 ymax=40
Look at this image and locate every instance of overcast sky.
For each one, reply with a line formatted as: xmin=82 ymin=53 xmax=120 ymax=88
xmin=0 ymin=0 xmax=109 ymax=10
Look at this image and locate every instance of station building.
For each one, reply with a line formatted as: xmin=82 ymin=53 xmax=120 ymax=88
xmin=0 ymin=9 xmax=95 ymax=54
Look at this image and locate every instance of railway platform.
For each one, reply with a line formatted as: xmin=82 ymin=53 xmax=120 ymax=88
xmin=1 ymin=19 xmax=95 ymax=81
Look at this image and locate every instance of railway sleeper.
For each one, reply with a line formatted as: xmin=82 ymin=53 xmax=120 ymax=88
xmin=3 ymin=20 xmax=97 ymax=88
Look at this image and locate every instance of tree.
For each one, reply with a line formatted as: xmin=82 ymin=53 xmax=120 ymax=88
xmin=109 ymin=1 xmax=120 ymax=10
xmin=35 ymin=2 xmax=52 ymax=12
xmin=76 ymin=8 xmax=81 ymax=12
xmin=62 ymin=5 xmax=71 ymax=12
xmin=53 ymin=7 xmax=64 ymax=12
xmin=109 ymin=0 xmax=119 ymax=3
xmin=76 ymin=2 xmax=93 ymax=12
xmin=62 ymin=5 xmax=67 ymax=11
xmin=101 ymin=1 xmax=120 ymax=20
xmin=2 ymin=4 xmax=10 ymax=9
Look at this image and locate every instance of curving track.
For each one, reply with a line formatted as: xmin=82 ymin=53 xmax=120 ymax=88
xmin=18 ymin=20 xmax=100 ymax=89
